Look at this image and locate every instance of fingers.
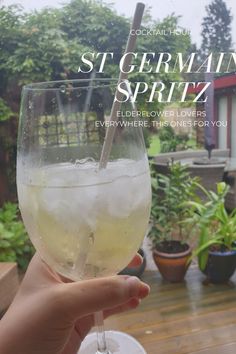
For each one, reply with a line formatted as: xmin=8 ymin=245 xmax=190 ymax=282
xmin=127 ymin=253 xmax=143 ymax=268
xmin=60 ymin=276 xmax=150 ymax=320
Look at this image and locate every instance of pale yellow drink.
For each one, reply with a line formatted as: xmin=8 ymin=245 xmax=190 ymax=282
xmin=17 ymin=159 xmax=151 ymax=280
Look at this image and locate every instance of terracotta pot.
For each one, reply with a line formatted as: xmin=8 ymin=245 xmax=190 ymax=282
xmin=203 ymin=250 xmax=236 ymax=284
xmin=153 ymin=245 xmax=191 ymax=283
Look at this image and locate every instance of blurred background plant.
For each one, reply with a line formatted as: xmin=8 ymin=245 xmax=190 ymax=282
xmin=149 ymin=162 xmax=200 ymax=247
xmin=0 ymin=202 xmax=34 ymax=270
xmin=159 ymin=126 xmax=189 ymax=153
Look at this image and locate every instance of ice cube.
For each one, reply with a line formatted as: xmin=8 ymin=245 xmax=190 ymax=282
xmin=106 ymin=175 xmax=133 ymax=218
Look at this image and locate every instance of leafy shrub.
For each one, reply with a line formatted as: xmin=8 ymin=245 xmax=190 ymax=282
xmin=159 ymin=126 xmax=189 ymax=153
xmin=0 ymin=98 xmax=14 ymax=122
xmin=0 ymin=202 xmax=34 ymax=270
xmin=149 ymin=162 xmax=200 ymax=246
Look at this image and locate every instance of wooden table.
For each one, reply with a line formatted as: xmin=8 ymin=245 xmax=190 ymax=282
xmin=106 ymin=266 xmax=236 ymax=354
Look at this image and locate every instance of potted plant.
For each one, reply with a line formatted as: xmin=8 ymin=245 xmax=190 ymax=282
xmin=149 ymin=162 xmax=200 ymax=282
xmin=186 ymin=182 xmax=236 ymax=284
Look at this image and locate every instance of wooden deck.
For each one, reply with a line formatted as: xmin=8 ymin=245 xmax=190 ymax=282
xmin=0 ymin=263 xmax=19 ymax=317
xmin=106 ymin=265 xmax=236 ymax=354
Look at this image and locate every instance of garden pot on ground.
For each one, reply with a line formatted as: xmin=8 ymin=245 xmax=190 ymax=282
xmin=203 ymin=250 xmax=236 ymax=284
xmin=119 ymin=248 xmax=146 ymax=278
xmin=153 ymin=241 xmax=191 ymax=283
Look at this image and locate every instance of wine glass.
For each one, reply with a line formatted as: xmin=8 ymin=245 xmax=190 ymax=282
xmin=17 ymin=78 xmax=151 ymax=354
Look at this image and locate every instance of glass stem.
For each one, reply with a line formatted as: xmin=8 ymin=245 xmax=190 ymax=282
xmin=95 ymin=311 xmax=110 ymax=354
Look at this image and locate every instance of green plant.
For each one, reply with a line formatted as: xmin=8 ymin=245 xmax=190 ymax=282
xmin=149 ymin=162 xmax=200 ymax=247
xmin=185 ymin=182 xmax=236 ymax=271
xmin=159 ymin=126 xmax=189 ymax=153
xmin=0 ymin=98 xmax=14 ymax=121
xmin=0 ymin=202 xmax=34 ymax=270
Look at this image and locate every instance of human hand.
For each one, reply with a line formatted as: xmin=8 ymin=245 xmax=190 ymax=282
xmin=0 ymin=253 xmax=150 ymax=354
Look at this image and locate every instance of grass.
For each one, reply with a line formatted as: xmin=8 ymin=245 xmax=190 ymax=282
xmin=148 ymin=135 xmax=161 ymax=156
xmin=148 ymin=134 xmax=197 ymax=157
xmin=187 ymin=138 xmax=197 ymax=149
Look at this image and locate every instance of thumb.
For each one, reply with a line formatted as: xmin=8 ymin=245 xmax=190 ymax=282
xmin=59 ymin=276 xmax=150 ymax=320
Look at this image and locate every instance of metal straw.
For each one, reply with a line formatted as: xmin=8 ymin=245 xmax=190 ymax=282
xmin=99 ymin=2 xmax=145 ymax=169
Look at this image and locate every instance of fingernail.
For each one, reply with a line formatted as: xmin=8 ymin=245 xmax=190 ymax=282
xmin=126 ymin=277 xmax=150 ymax=299
xmin=138 ymin=283 xmax=150 ymax=299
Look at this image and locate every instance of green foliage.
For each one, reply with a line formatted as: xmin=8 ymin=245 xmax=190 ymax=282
xmin=159 ymin=126 xmax=189 ymax=153
xmin=61 ymin=0 xmax=129 ymax=62
xmin=7 ymin=9 xmax=64 ymax=83
xmin=0 ymin=1 xmax=194 ymax=114
xmin=0 ymin=5 xmax=23 ymax=93
xmin=185 ymin=182 xmax=236 ymax=271
xmin=129 ymin=15 xmax=192 ymax=112
xmin=0 ymin=2 xmax=193 ymax=98
xmin=0 ymin=203 xmax=34 ymax=270
xmin=201 ymin=0 xmax=232 ymax=56
xmin=0 ymin=98 xmax=14 ymax=121
xmin=6 ymin=8 xmax=89 ymax=84
xmin=0 ymin=5 xmax=23 ymax=69
xmin=149 ymin=162 xmax=200 ymax=246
